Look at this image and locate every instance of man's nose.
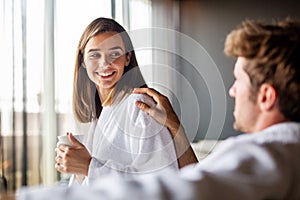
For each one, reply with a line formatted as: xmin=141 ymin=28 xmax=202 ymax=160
xmin=229 ymin=86 xmax=235 ymax=97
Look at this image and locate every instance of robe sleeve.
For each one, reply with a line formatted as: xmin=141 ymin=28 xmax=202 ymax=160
xmin=20 ymin=139 xmax=297 ymax=200
xmin=83 ymin=94 xmax=178 ymax=184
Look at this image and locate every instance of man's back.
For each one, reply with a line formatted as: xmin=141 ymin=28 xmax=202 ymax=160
xmin=182 ymin=122 xmax=300 ymax=199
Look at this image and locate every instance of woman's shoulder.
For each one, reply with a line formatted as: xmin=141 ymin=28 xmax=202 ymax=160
xmin=124 ymin=93 xmax=155 ymax=123
xmin=124 ymin=93 xmax=170 ymax=138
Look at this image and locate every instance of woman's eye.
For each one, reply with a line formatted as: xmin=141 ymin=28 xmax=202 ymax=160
xmin=110 ymin=52 xmax=121 ymax=58
xmin=89 ymin=53 xmax=100 ymax=59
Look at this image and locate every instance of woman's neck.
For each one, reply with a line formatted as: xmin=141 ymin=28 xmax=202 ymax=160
xmin=97 ymin=87 xmax=113 ymax=104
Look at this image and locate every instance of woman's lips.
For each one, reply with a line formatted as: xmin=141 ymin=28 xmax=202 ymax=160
xmin=96 ymin=71 xmax=116 ymax=79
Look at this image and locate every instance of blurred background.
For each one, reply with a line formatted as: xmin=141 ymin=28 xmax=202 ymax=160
xmin=0 ymin=0 xmax=300 ymax=195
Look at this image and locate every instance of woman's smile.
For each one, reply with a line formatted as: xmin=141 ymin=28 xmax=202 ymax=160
xmin=95 ymin=70 xmax=117 ymax=79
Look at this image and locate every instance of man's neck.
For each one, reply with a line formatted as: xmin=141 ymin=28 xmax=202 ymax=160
xmin=251 ymin=111 xmax=288 ymax=133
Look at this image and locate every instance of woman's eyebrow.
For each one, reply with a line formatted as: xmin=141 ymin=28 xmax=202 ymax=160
xmin=109 ymin=46 xmax=124 ymax=52
xmin=87 ymin=48 xmax=101 ymax=53
xmin=87 ymin=46 xmax=124 ymax=53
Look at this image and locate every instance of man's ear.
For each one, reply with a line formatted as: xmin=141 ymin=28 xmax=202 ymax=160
xmin=257 ymin=83 xmax=278 ymax=111
xmin=125 ymin=52 xmax=131 ymax=66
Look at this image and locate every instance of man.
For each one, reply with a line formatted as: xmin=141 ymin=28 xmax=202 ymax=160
xmin=18 ymin=19 xmax=300 ymax=199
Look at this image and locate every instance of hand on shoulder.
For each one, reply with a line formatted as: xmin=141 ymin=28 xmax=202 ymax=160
xmin=133 ymin=88 xmax=181 ymax=136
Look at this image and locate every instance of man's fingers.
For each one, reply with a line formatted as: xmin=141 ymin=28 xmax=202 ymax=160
xmin=132 ymin=87 xmax=147 ymax=94
xmin=133 ymin=88 xmax=161 ymax=102
xmin=133 ymin=87 xmax=160 ymax=97
xmin=135 ymin=101 xmax=151 ymax=115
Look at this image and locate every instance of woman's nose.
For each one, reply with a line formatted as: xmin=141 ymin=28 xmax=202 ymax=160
xmin=99 ymin=56 xmax=111 ymax=67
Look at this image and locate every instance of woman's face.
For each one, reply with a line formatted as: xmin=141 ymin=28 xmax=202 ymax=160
xmin=83 ymin=32 xmax=130 ymax=94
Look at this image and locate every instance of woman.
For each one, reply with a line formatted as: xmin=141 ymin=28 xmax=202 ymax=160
xmin=55 ymin=17 xmax=178 ymax=185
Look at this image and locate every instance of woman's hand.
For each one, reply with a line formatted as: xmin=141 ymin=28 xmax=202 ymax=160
xmin=133 ymin=88 xmax=181 ymax=136
xmin=55 ymin=133 xmax=91 ymax=176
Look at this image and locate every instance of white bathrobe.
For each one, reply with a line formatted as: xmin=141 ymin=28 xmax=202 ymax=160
xmin=69 ymin=93 xmax=178 ymax=185
xmin=20 ymin=122 xmax=300 ymax=200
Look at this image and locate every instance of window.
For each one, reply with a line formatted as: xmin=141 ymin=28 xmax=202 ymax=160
xmin=0 ymin=0 xmax=152 ymax=193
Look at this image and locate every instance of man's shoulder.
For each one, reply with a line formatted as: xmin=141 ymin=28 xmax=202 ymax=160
xmin=254 ymin=122 xmax=300 ymax=144
xmin=226 ymin=122 xmax=300 ymax=144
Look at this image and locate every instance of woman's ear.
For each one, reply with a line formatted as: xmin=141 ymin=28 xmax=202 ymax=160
xmin=125 ymin=52 xmax=131 ymax=66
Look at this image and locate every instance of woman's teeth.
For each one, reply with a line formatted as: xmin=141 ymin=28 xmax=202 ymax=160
xmin=98 ymin=71 xmax=115 ymax=77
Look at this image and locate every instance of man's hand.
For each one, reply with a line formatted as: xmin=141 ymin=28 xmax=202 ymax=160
xmin=133 ymin=88 xmax=198 ymax=168
xmin=133 ymin=88 xmax=180 ymax=137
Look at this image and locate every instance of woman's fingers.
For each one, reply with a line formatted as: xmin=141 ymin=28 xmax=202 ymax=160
xmin=54 ymin=143 xmax=91 ymax=176
xmin=68 ymin=133 xmax=83 ymax=148
xmin=55 ymin=163 xmax=63 ymax=172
